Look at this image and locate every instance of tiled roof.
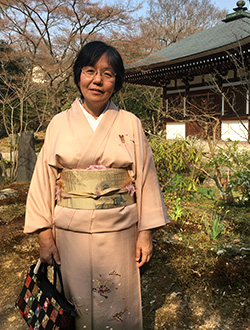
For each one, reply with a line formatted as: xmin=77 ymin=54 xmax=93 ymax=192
xmin=126 ymin=16 xmax=250 ymax=70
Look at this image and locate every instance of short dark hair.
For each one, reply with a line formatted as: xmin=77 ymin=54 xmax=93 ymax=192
xmin=73 ymin=41 xmax=124 ymax=96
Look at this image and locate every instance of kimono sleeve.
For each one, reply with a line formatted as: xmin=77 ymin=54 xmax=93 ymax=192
xmin=134 ymin=118 xmax=170 ymax=231
xmin=24 ymin=122 xmax=58 ymax=233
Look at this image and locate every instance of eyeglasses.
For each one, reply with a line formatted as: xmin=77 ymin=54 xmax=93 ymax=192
xmin=81 ymin=66 xmax=116 ymax=80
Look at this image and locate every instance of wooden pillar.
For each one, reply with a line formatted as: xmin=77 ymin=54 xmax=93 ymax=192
xmin=182 ymin=76 xmax=193 ymax=138
xmin=162 ymin=86 xmax=167 ymax=131
xmin=248 ymin=115 xmax=250 ymax=143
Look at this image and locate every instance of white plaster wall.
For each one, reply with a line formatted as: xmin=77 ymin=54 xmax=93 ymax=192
xmin=221 ymin=120 xmax=248 ymax=141
xmin=166 ymin=122 xmax=185 ymax=139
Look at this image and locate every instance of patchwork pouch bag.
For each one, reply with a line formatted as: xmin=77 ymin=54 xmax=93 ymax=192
xmin=15 ymin=258 xmax=76 ymax=329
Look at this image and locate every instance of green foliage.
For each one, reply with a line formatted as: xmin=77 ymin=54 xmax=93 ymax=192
xmin=203 ymin=208 xmax=228 ymax=239
xmin=149 ymin=137 xmax=201 ymax=196
xmin=227 ymin=164 xmax=250 ymax=204
xmin=170 ymin=197 xmax=184 ymax=222
xmin=203 ymin=141 xmax=250 ymax=205
xmin=168 ymin=196 xmax=193 ymax=225
xmin=196 ymin=186 xmax=218 ymax=201
xmin=171 ymin=174 xmax=197 ymax=195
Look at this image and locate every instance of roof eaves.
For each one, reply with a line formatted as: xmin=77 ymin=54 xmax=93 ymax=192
xmin=125 ymin=35 xmax=250 ymax=74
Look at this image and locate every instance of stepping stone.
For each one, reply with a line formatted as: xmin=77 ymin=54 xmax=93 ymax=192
xmin=0 ymin=188 xmax=18 ymax=200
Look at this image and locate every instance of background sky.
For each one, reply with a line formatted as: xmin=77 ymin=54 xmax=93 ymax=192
xmin=214 ymin=0 xmax=249 ymax=12
xmin=137 ymin=0 xmax=250 ymax=17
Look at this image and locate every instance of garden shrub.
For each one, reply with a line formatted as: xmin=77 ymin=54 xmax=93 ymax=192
xmin=202 ymin=141 xmax=250 ymax=205
xmin=149 ymin=137 xmax=201 ymax=196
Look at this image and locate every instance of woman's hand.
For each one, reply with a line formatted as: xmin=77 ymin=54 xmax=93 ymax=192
xmin=38 ymin=228 xmax=61 ymax=265
xmin=135 ymin=230 xmax=153 ymax=268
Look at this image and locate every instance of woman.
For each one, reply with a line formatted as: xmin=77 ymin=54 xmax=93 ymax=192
xmin=24 ymin=41 xmax=169 ymax=329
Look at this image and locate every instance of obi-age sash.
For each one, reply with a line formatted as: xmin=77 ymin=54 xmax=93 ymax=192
xmin=56 ymin=168 xmax=135 ymax=209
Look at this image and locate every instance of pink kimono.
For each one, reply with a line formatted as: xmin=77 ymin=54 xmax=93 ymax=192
xmin=24 ymin=99 xmax=169 ymax=329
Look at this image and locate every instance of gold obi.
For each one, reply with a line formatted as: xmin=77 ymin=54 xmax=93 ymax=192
xmin=56 ymin=168 xmax=136 ymax=210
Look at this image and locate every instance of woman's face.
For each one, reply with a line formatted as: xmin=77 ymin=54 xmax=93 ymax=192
xmin=79 ymin=53 xmax=116 ymax=115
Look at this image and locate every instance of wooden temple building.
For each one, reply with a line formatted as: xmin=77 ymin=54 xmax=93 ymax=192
xmin=125 ymin=1 xmax=250 ymax=141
